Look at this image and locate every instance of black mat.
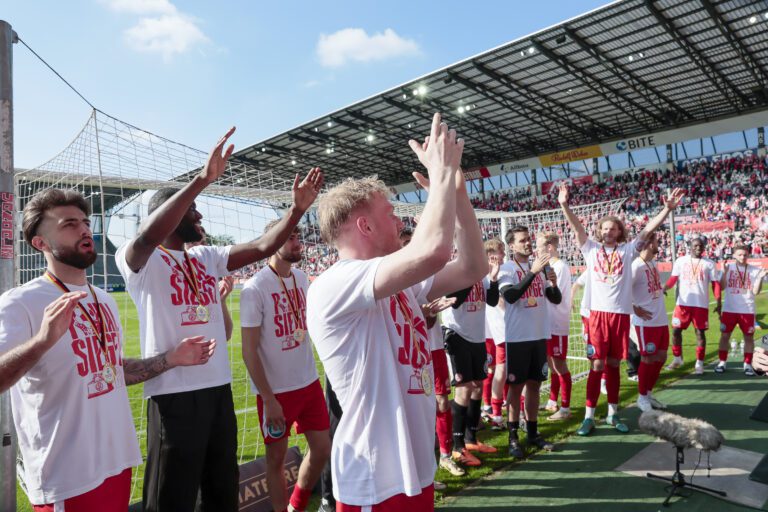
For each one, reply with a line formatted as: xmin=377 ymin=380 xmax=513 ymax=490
xmin=750 ymin=453 xmax=768 ymax=485
xmin=750 ymin=391 xmax=768 ymax=423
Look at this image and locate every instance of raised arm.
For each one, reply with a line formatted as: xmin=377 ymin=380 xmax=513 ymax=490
xmin=124 ymin=127 xmax=236 ymax=273
xmin=373 ymin=113 xmax=464 ymax=300
xmin=227 ymin=168 xmax=324 ymax=271
xmin=557 ymin=183 xmax=588 ymax=247
xmin=124 ymin=335 xmax=215 ymax=385
xmin=637 ymin=188 xmax=685 ymax=243
xmin=752 ymin=268 xmax=767 ymax=296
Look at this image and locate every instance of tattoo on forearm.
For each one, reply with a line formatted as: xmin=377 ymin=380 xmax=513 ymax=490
xmin=123 ymin=354 xmax=170 ymax=385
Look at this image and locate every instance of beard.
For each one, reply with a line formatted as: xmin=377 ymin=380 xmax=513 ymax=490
xmin=176 ymin=221 xmax=204 ymax=243
xmin=278 ymin=248 xmax=303 ymax=263
xmin=52 ymin=243 xmax=97 ymax=269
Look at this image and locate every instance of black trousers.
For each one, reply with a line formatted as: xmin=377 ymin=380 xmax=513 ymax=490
xmin=626 ymin=340 xmax=641 ymax=377
xmin=143 ymin=384 xmax=239 ymax=512
xmin=320 ymin=375 xmax=343 ymax=504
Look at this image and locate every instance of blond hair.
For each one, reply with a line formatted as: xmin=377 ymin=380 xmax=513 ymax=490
xmin=484 ymin=238 xmax=504 ymax=254
xmin=595 ymin=215 xmax=628 ymax=244
xmin=318 ymin=176 xmax=390 ymax=246
xmin=536 ymin=231 xmax=559 ymax=247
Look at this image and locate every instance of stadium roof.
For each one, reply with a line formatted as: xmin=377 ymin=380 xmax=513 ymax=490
xmin=225 ymin=0 xmax=768 ymax=189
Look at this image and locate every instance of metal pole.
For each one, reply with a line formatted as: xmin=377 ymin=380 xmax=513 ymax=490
xmin=0 ymin=19 xmax=17 ymax=512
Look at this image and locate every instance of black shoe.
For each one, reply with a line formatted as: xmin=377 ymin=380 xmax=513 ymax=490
xmin=528 ymin=435 xmax=554 ymax=451
xmin=508 ymin=435 xmax=524 ymax=458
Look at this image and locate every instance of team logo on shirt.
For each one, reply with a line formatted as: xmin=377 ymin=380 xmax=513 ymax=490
xmin=464 ymin=282 xmax=486 ymax=312
xmin=69 ymin=302 xmax=123 ymax=399
xmin=269 ymin=287 xmax=308 ymax=351
xmin=516 ymin=271 xmax=544 ymax=308
xmin=390 ymin=292 xmax=432 ymax=395
xmin=160 ymin=254 xmax=219 ymax=326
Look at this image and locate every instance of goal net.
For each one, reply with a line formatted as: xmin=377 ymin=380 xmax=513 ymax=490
xmin=14 ymin=109 xmax=623 ymax=503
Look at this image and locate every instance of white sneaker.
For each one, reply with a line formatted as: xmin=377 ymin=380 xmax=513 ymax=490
xmin=694 ymin=360 xmax=704 ymax=375
xmin=600 ymin=378 xmax=607 ymax=395
xmin=647 ymin=391 xmax=667 ymax=410
xmin=637 ymin=394 xmax=653 ymax=412
xmin=627 ymin=374 xmax=639 ymax=382
xmin=714 ymin=361 xmax=727 ymax=374
xmin=744 ymin=363 xmax=756 ymax=377
xmin=666 ymin=356 xmax=684 ymax=370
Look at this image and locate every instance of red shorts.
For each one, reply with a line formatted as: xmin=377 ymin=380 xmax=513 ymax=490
xmin=33 ymin=468 xmax=131 ymax=512
xmin=257 ymin=379 xmax=330 ymax=444
xmin=672 ymin=305 xmax=709 ymax=330
xmin=720 ymin=312 xmax=756 ymax=335
xmin=432 ymin=349 xmax=450 ymax=396
xmin=337 ymin=484 xmax=434 ymax=511
xmin=588 ymin=311 xmax=630 ymax=361
xmin=547 ymin=335 xmax=569 ymax=359
xmin=581 ymin=316 xmax=590 ymax=343
xmin=485 ymin=338 xmax=496 ymax=369
xmin=634 ymin=326 xmax=670 ymax=357
xmin=495 ymin=343 xmax=506 ymax=364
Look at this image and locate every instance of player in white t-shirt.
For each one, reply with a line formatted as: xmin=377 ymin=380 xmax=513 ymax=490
xmin=663 ymin=237 xmax=721 ymax=373
xmin=630 ymin=232 xmax=670 ymax=412
xmin=241 ymin=221 xmax=330 ymax=512
xmin=558 ymin=182 xmax=684 ymax=436
xmin=498 ymin=225 xmax=562 ymax=458
xmin=537 ymin=232 xmax=574 ymax=422
xmin=306 ymin=114 xmax=487 ymax=510
xmin=484 ymin=239 xmax=508 ymax=431
xmin=0 ymin=189 xmax=213 ymax=511
xmin=115 ymin=127 xmax=324 ymax=512
xmin=714 ymin=245 xmax=767 ymax=376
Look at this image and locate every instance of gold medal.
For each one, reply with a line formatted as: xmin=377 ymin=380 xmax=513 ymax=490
xmin=527 ymin=296 xmax=537 ymax=306
xmin=421 ymin=368 xmax=433 ymax=396
xmin=293 ymin=328 xmax=306 ymax=343
xmin=196 ymin=305 xmax=210 ymax=323
xmin=102 ymin=363 xmax=116 ymax=384
xmin=605 ymin=276 xmax=614 ymax=285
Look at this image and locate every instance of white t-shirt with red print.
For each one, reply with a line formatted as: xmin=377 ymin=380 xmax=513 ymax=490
xmin=0 ymin=277 xmax=142 ymax=505
xmin=722 ymin=262 xmax=763 ymax=314
xmin=498 ymin=259 xmax=552 ymax=343
xmin=306 ymin=258 xmax=436 ymax=506
xmin=671 ymin=255 xmax=718 ymax=309
xmin=240 ymin=266 xmax=317 ymax=396
xmin=631 ymin=258 xmax=668 ymax=327
xmin=441 ymin=279 xmax=488 ymax=343
xmin=116 ymin=243 xmax=232 ymax=397
xmin=581 ymin=239 xmax=639 ymax=314
xmin=575 ymin=271 xmax=590 ymax=319
xmin=550 ymin=259 xmax=572 ymax=336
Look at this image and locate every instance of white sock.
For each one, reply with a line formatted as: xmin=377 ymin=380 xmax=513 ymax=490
xmin=547 ymin=399 xmax=557 ymax=407
xmin=585 ymin=406 xmax=596 ymax=419
xmin=608 ymin=403 xmax=618 ymax=417
xmin=560 ymin=407 xmax=570 ymax=413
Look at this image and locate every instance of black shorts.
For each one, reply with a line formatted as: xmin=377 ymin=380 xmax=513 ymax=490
xmin=444 ymin=329 xmax=488 ymax=385
xmin=505 ymin=340 xmax=548 ymax=384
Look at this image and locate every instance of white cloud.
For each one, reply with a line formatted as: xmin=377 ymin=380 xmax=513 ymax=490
xmin=317 ymin=28 xmax=420 ymax=68
xmin=124 ymin=14 xmax=209 ymax=60
xmin=98 ymin=0 xmax=177 ymax=15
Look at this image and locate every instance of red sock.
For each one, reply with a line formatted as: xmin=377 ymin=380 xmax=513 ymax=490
xmin=637 ymin=361 xmax=650 ymax=396
xmin=289 ymin=484 xmax=312 ymax=511
xmin=605 ymin=364 xmax=620 ymax=405
xmin=586 ymin=369 xmax=602 ymax=408
xmin=560 ymin=372 xmax=572 ymax=408
xmin=520 ymin=394 xmax=525 ymax=412
xmin=482 ymin=375 xmax=492 ymax=406
xmin=436 ymin=408 xmax=452 ymax=455
xmin=650 ymin=361 xmax=664 ymax=390
xmin=672 ymin=345 xmax=683 ymax=357
xmin=504 ymin=383 xmax=510 ymax=401
xmin=549 ymin=371 xmax=560 ymax=403
xmin=491 ymin=398 xmax=503 ymax=417
xmin=745 ymin=352 xmax=753 ymax=365
xmin=695 ymin=346 xmax=705 ymax=361
xmin=718 ymin=350 xmax=728 ymax=362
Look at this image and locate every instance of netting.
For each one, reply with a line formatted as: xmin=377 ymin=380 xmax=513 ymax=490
xmin=13 ymin=109 xmax=622 ymax=504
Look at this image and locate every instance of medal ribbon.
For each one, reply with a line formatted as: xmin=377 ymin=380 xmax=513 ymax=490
xmin=158 ymin=246 xmax=205 ymax=306
xmin=601 ymin=245 xmax=619 ymax=277
xmin=45 ymin=271 xmax=108 ymax=356
xmin=690 ymin=257 xmax=702 ymax=283
xmin=394 ymin=291 xmax=426 ymax=367
xmin=735 ymin=263 xmax=748 ymax=289
xmin=643 ymin=259 xmax=660 ymax=290
xmin=268 ymin=265 xmax=302 ymax=329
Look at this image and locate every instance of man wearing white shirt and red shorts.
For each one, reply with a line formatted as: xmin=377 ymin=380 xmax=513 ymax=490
xmin=241 ymin=220 xmax=331 ymax=512
xmin=558 ymin=182 xmax=684 ymax=436
xmin=664 ymin=237 xmax=721 ymax=373
xmin=630 ymin=232 xmax=669 ymax=412
xmin=714 ymin=245 xmax=767 ymax=376
xmin=0 ymin=189 xmax=213 ymax=512
xmin=307 ymin=114 xmax=486 ymax=511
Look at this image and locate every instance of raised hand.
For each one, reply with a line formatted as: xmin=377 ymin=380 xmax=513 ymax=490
xmin=545 ymin=267 xmax=557 ymax=287
xmin=557 ymin=182 xmax=570 ymax=206
xmin=219 ymin=275 xmax=234 ymax=301
xmin=664 ymin=187 xmax=686 ymax=210
xmin=199 ymin=127 xmax=236 ymax=184
xmin=167 ymin=335 xmax=216 ymax=367
xmin=292 ymin=167 xmax=324 ymax=212
xmin=530 ymin=253 xmax=551 ymax=275
xmin=409 ymin=113 xmax=465 ymax=189
xmin=38 ymin=292 xmax=86 ymax=348
xmin=488 ymin=254 xmax=501 ymax=281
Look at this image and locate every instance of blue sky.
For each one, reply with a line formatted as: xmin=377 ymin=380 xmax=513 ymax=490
xmin=6 ymin=0 xmax=615 ymax=169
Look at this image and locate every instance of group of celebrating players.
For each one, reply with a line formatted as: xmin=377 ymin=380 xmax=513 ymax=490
xmin=1 ymin=114 xmax=766 ymax=512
